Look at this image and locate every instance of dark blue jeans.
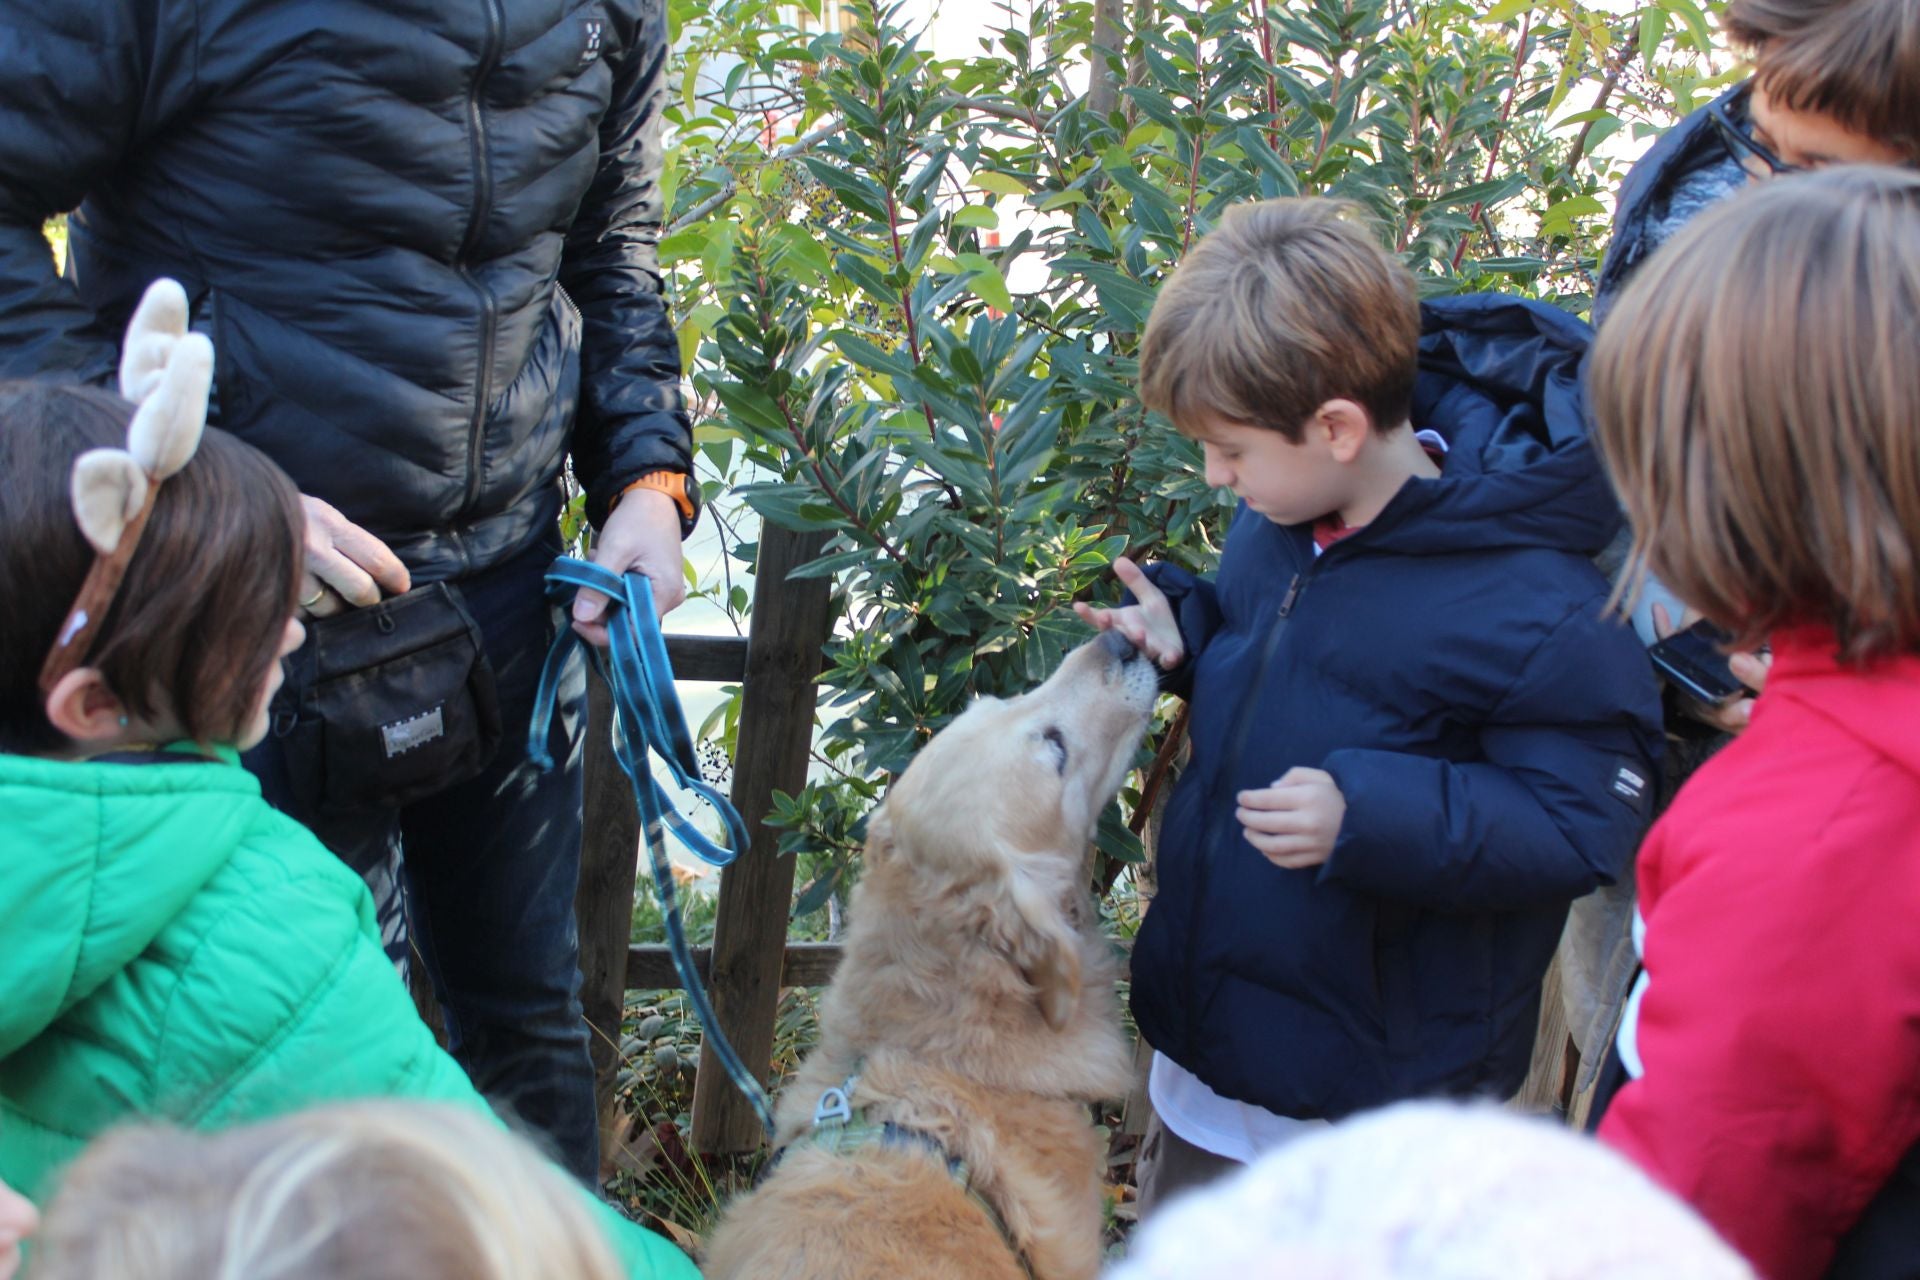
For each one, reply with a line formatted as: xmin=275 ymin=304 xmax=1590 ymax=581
xmin=246 ymin=535 xmax=597 ymax=1183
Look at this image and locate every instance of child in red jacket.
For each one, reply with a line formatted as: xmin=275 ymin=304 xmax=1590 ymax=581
xmin=1586 ymin=165 xmax=1920 ymax=1279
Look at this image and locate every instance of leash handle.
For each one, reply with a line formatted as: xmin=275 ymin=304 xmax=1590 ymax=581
xmin=530 ymin=556 xmax=777 ymax=1140
xmin=531 ymin=559 xmax=747 ymax=865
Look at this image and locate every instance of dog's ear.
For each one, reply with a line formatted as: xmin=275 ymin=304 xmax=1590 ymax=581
xmin=864 ymin=807 xmax=894 ymax=867
xmin=996 ymin=861 xmax=1082 ymax=1031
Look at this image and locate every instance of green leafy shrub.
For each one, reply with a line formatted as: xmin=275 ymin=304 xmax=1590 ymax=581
xmin=658 ymin=0 xmax=1729 ymax=912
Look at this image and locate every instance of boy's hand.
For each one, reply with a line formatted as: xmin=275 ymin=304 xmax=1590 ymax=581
xmin=1073 ymin=556 xmax=1185 ymax=670
xmin=1238 ymin=767 xmax=1346 ymax=869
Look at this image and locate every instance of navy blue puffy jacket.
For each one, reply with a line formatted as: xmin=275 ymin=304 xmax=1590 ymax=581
xmin=0 ymin=0 xmax=690 ymax=580
xmin=1592 ymin=83 xmax=1747 ymax=325
xmin=1130 ymin=294 xmax=1663 ymax=1119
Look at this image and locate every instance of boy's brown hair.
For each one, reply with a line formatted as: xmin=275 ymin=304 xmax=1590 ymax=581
xmin=1725 ymin=0 xmax=1920 ymax=161
xmin=1138 ymin=198 xmax=1421 ymax=441
xmin=0 ymin=381 xmax=305 ymax=753
xmin=1589 ymin=166 xmax=1920 ymax=664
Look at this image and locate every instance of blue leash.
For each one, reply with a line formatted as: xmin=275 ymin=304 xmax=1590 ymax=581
xmin=529 ymin=556 xmax=778 ymax=1141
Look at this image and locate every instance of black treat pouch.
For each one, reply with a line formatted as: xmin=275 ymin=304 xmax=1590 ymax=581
xmin=268 ymin=582 xmax=501 ymax=817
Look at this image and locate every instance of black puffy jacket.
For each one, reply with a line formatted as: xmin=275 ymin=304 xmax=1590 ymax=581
xmin=0 ymin=0 xmax=691 ymax=580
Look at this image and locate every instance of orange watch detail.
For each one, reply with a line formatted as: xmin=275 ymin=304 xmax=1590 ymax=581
xmin=618 ymin=470 xmax=695 ymax=521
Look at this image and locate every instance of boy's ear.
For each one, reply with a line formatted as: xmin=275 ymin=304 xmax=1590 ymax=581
xmin=1315 ymin=398 xmax=1375 ymax=463
xmin=43 ymin=669 xmax=129 ymax=746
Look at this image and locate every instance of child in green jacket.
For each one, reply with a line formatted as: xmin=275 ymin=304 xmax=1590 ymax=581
xmin=0 ymin=284 xmax=695 ymax=1280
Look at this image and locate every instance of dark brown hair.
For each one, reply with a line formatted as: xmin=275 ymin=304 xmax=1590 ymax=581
xmin=1138 ymin=198 xmax=1421 ymax=441
xmin=1725 ymin=0 xmax=1920 ymax=162
xmin=1589 ymin=166 xmax=1920 ymax=664
xmin=0 ymin=381 xmax=305 ymax=753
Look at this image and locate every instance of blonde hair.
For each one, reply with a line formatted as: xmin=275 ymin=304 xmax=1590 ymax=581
xmin=1589 ymin=166 xmax=1920 ymax=663
xmin=1725 ymin=0 xmax=1920 ymax=162
xmin=1108 ymin=1102 xmax=1753 ymax=1280
xmin=1138 ymin=198 xmax=1421 ymax=441
xmin=30 ymin=1102 xmax=626 ymax=1280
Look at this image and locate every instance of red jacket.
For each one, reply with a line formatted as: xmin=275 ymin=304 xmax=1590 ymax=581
xmin=1600 ymin=626 xmax=1920 ymax=1279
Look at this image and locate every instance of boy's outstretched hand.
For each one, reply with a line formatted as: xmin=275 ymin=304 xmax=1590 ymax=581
xmin=1238 ymin=767 xmax=1346 ymax=869
xmin=1073 ymin=556 xmax=1186 ymax=670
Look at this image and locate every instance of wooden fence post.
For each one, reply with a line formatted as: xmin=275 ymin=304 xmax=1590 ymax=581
xmin=690 ymin=525 xmax=833 ymax=1153
xmin=576 ymin=665 xmax=642 ymax=1159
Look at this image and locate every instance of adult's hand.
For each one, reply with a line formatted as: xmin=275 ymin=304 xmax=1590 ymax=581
xmin=1653 ymin=603 xmax=1772 ymax=733
xmin=572 ymin=485 xmax=687 ymax=645
xmin=299 ymin=495 xmax=411 ymax=617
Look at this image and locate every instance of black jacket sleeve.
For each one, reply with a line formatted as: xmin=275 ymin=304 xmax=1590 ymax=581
xmin=560 ymin=0 xmax=695 ymax=533
xmin=0 ymin=2 xmax=190 ymax=382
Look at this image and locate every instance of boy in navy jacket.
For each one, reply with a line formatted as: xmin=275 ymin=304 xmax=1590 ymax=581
xmin=1078 ymin=199 xmax=1662 ymax=1208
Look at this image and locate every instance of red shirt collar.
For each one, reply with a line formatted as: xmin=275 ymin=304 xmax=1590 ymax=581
xmin=1310 ymin=441 xmax=1448 ymax=552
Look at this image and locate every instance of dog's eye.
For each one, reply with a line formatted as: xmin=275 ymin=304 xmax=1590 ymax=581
xmin=1041 ymin=726 xmax=1068 ymax=774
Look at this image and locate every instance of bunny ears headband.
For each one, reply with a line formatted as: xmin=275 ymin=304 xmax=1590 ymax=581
xmin=37 ymin=278 xmax=213 ymax=696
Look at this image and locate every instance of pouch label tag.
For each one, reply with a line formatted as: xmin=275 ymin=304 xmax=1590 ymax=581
xmin=382 ymin=705 xmax=446 ymax=758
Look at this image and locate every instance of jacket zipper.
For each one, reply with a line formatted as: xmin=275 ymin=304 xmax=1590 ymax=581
xmin=1183 ymin=565 xmax=1309 ymax=1056
xmin=457 ymin=0 xmax=506 ymax=519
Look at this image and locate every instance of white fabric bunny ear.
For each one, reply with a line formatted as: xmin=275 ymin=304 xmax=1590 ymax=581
xmin=118 ymin=277 xmax=191 ymax=405
xmin=41 ymin=277 xmax=215 ymax=693
xmin=70 ymin=450 xmax=152 ymax=555
xmin=124 ymin=330 xmax=212 ymax=479
xmin=63 ymin=277 xmax=212 ymax=552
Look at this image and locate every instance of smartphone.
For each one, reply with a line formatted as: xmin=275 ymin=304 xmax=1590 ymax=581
xmin=1648 ymin=620 xmax=1753 ymax=704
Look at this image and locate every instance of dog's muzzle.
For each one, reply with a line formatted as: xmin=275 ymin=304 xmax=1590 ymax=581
xmin=1097 ymin=629 xmax=1141 ymax=662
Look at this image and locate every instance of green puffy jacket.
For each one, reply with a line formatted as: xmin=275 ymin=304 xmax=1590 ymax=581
xmin=0 ymin=747 xmax=697 ymax=1279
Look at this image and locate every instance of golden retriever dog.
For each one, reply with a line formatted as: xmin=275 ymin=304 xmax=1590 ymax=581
xmin=703 ymin=632 xmax=1157 ymax=1280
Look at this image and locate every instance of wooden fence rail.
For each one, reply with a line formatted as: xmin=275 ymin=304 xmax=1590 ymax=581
xmin=626 ymin=941 xmax=843 ymax=992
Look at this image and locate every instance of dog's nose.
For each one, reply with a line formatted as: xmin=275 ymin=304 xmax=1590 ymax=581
xmin=1097 ymin=629 xmax=1140 ymax=663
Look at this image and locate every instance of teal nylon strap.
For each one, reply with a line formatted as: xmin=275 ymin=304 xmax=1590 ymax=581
xmin=529 ymin=556 xmax=777 ymax=1140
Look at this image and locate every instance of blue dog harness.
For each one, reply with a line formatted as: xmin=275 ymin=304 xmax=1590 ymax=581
xmin=765 ymin=1070 xmax=1038 ymax=1279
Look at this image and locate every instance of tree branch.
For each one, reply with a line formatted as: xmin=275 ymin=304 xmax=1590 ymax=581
xmin=667 ymin=119 xmax=845 ymax=233
xmin=1088 ymin=0 xmax=1125 ymax=121
xmin=1567 ymin=28 xmax=1643 ymax=172
xmin=1451 ymin=11 xmax=1531 ymax=271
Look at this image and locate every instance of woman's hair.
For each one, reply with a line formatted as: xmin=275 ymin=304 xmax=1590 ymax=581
xmin=1588 ymin=166 xmax=1920 ymax=664
xmin=1724 ymin=0 xmax=1920 ymax=162
xmin=30 ymin=1102 xmax=626 ymax=1280
xmin=0 ymin=381 xmax=304 ymax=752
